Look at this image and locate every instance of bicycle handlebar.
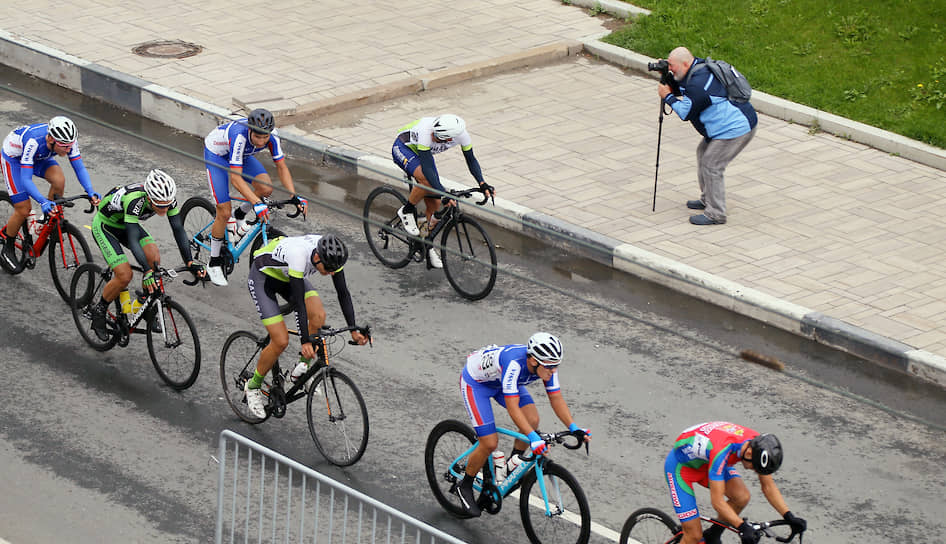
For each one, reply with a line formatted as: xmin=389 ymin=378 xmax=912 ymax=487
xmin=51 ymin=194 xmax=96 ymax=214
xmin=433 ymin=187 xmax=492 ymax=220
xmin=318 ymin=324 xmax=372 ymax=346
xmin=736 ymin=519 xmax=802 ymax=543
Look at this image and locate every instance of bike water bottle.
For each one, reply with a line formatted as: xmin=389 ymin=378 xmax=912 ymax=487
xmin=28 ymin=210 xmax=44 ymax=237
xmin=507 ymin=453 xmax=525 ymax=479
xmin=492 ymin=450 xmax=505 ymax=482
xmin=119 ymin=290 xmax=133 ymax=313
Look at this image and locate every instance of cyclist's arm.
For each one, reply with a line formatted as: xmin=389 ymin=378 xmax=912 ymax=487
xmin=273 ymin=158 xmax=297 ymax=195
xmin=330 ymin=269 xmax=357 ymax=328
xmin=228 ymin=167 xmax=260 ymax=204
xmin=505 ymin=391 xmax=536 ymax=437
xmin=415 ymin=149 xmax=445 ymax=192
xmin=709 ymin=479 xmax=743 ymax=527
xmin=166 ymin=210 xmax=194 ymax=264
xmin=461 ymin=147 xmax=485 ymax=185
xmin=546 ymin=390 xmax=576 ymax=429
xmin=17 ymin=167 xmax=50 ymax=205
xmin=124 ymin=222 xmax=152 ymax=270
xmin=288 ymin=275 xmax=313 ymax=343
xmin=67 ymin=151 xmax=97 ymax=197
xmin=758 ymin=473 xmax=790 ymax=516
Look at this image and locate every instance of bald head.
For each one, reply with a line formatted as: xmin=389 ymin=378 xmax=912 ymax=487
xmin=668 ymin=47 xmax=694 ymax=64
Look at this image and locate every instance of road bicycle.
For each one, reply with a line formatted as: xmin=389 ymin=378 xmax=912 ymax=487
xmin=0 ymin=192 xmax=94 ymax=302
xmin=619 ymin=508 xmax=804 ymax=544
xmin=425 ymin=420 xmax=591 ymax=544
xmin=219 ymin=318 xmax=372 ymax=467
xmin=179 ymin=195 xmax=302 ymax=275
xmin=69 ymin=262 xmax=202 ymax=390
xmin=363 ymin=185 xmax=497 ymax=300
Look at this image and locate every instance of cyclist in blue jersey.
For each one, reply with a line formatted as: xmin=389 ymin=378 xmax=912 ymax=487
xmin=454 ymin=332 xmax=591 ymax=516
xmin=1 ymin=116 xmax=100 ymax=269
xmin=242 ymin=233 xmax=368 ymax=419
xmin=391 ymin=114 xmax=494 ymax=269
xmin=203 ymin=108 xmax=307 ymax=286
xmin=88 ymin=169 xmax=205 ymax=338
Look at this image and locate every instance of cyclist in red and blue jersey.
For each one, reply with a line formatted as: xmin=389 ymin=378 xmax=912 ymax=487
xmin=666 ymin=421 xmax=807 ymax=544
xmin=454 ymin=333 xmax=591 ymax=516
xmin=391 ymin=114 xmax=494 ymax=269
xmin=1 ymin=116 xmax=100 ymax=269
xmin=203 ymin=108 xmax=307 ymax=286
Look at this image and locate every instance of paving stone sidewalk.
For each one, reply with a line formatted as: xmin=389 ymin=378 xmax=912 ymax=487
xmin=1 ymin=0 xmax=945 ymax=384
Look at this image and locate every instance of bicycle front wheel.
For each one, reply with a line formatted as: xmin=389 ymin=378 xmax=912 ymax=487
xmin=441 ymin=216 xmax=497 ymax=300
xmin=146 ymin=298 xmax=201 ymax=390
xmin=49 ymin=221 xmax=93 ymax=303
xmin=69 ymin=263 xmax=120 ymax=351
xmin=0 ymin=192 xmax=30 ymax=274
xmin=219 ymin=330 xmax=270 ymax=424
xmin=363 ymin=186 xmax=413 ymax=269
xmin=424 ymin=419 xmax=480 ymax=519
xmin=619 ymin=508 xmax=680 ymax=544
xmin=180 ymin=196 xmax=216 ymax=262
xmin=306 ymin=368 xmax=369 ymax=466
xmin=519 ymin=462 xmax=591 ymax=544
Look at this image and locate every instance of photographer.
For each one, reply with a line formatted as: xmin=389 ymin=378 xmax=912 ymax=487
xmin=656 ymin=47 xmax=757 ymax=225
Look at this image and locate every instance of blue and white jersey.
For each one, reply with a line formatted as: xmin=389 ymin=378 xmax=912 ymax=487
xmin=2 ymin=122 xmax=93 ymax=197
xmin=463 ymin=344 xmax=561 ymax=398
xmin=203 ymin=118 xmax=286 ymax=168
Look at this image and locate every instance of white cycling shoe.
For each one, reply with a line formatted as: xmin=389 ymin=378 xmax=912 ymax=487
xmin=206 ymin=265 xmax=228 ymax=286
xmin=397 ymin=205 xmax=420 ymax=236
xmin=428 ymin=248 xmax=443 ymax=269
xmin=244 ymin=381 xmax=267 ymax=419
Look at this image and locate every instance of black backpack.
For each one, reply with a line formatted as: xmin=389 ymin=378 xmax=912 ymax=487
xmin=689 ymin=57 xmax=752 ymax=103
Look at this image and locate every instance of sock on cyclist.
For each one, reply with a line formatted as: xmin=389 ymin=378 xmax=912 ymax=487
xmin=210 ymin=236 xmax=224 ymax=258
xmin=248 ymin=370 xmax=265 ymax=389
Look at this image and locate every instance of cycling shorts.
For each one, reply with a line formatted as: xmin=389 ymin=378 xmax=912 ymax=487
xmin=204 ymin=149 xmax=267 ymax=205
xmin=459 ymin=374 xmax=535 ymax=437
xmin=247 ymin=265 xmax=318 ymax=326
xmin=664 ymin=451 xmax=741 ymax=522
xmin=91 ymin=214 xmax=154 ymax=269
xmin=1 ymin=151 xmax=60 ymax=204
xmin=391 ymin=139 xmax=424 ymax=180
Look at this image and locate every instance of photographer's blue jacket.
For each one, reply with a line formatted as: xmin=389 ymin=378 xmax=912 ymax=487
xmin=664 ymin=58 xmax=757 ymax=140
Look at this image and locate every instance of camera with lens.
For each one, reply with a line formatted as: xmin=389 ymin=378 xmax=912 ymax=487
xmin=648 ymin=59 xmax=680 ymax=94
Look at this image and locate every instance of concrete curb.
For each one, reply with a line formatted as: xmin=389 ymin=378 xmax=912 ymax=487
xmin=565 ymin=0 xmax=651 ymax=19
xmin=2 ymin=29 xmax=945 ymax=388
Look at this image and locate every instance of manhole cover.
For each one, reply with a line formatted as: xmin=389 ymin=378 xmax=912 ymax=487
xmin=132 ymin=40 xmax=203 ymax=59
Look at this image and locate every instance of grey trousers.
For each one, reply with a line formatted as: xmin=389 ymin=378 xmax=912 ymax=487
xmin=696 ymin=126 xmax=756 ymax=222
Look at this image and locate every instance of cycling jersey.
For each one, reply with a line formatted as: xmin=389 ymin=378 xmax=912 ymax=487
xmin=91 ymin=183 xmax=192 ymax=269
xmin=204 ymin=118 xmax=286 ymax=204
xmin=250 ymin=235 xmax=356 ymax=341
xmin=396 ymin=117 xmax=473 ymax=154
xmin=665 ymin=421 xmax=759 ymax=522
xmin=460 ymin=344 xmax=561 ymax=436
xmin=391 ymin=117 xmax=484 ymax=194
xmin=1 ymin=122 xmax=95 ymax=205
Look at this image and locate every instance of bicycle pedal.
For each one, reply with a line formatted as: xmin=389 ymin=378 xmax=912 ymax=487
xmin=25 ymin=257 xmax=36 ymax=270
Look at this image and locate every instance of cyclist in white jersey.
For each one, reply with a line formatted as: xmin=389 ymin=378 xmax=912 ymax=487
xmin=390 ymin=114 xmax=494 ymax=268
xmin=202 ymin=108 xmax=307 ymax=286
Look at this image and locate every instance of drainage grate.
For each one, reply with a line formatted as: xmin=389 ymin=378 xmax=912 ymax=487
xmin=132 ymin=40 xmax=203 ymax=59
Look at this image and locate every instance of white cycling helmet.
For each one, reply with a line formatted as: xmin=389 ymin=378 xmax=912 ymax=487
xmin=527 ymin=332 xmax=564 ymax=364
xmin=432 ymin=114 xmax=465 ymax=141
xmin=48 ymin=116 xmax=78 ymax=144
xmin=145 ymin=169 xmax=177 ymax=203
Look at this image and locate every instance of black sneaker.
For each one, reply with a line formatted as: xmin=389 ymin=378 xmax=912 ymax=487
xmin=454 ymin=480 xmax=481 ymax=517
xmin=0 ymin=233 xmax=18 ymax=271
xmin=90 ymin=304 xmax=110 ymax=341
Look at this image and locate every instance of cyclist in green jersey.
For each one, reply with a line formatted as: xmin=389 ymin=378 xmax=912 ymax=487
xmin=88 ymin=169 xmax=204 ymax=338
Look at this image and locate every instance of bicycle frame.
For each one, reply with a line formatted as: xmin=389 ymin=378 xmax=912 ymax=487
xmin=22 ymin=195 xmax=92 ymax=261
xmin=189 ymin=211 xmax=268 ymax=261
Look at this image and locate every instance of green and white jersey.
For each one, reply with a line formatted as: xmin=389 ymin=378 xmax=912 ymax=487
xmin=396 ymin=117 xmax=473 ymax=154
xmin=252 ymin=234 xmax=324 ymax=282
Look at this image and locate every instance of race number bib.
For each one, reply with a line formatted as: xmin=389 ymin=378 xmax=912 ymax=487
xmin=466 ymin=344 xmax=502 ymax=382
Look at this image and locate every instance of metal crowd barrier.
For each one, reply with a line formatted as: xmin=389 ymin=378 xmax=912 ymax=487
xmin=215 ymin=430 xmax=467 ymax=544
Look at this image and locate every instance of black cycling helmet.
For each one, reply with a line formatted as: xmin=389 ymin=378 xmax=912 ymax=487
xmin=247 ymin=108 xmax=275 ymax=135
xmin=313 ymin=234 xmax=348 ymax=272
xmin=746 ymin=433 xmax=783 ymax=475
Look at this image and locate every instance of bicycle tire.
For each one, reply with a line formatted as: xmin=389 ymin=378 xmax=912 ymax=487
xmin=424 ymin=419 xmax=483 ymax=519
xmin=69 ymin=263 xmax=120 ymax=351
xmin=248 ymin=226 xmax=287 ymax=269
xmin=619 ymin=507 xmax=681 ymax=544
xmin=0 ymin=192 xmax=30 ymax=274
xmin=362 ymin=186 xmax=413 ymax=269
xmin=146 ymin=297 xmax=201 ymax=390
xmin=305 ymin=368 xmax=369 ymax=466
xmin=219 ymin=330 xmax=270 ymax=424
xmin=519 ymin=461 xmax=591 ymax=544
xmin=48 ymin=220 xmax=93 ymax=303
xmin=180 ymin=196 xmax=216 ymax=263
xmin=440 ymin=215 xmax=497 ymax=300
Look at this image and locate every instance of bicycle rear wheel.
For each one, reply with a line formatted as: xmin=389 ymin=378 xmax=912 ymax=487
xmin=440 ymin=215 xmax=497 ymax=300
xmin=48 ymin=220 xmax=93 ymax=303
xmin=519 ymin=462 xmax=591 ymax=544
xmin=180 ymin=196 xmax=216 ymax=263
xmin=219 ymin=330 xmax=270 ymax=423
xmin=69 ymin=263 xmax=120 ymax=351
xmin=424 ymin=419 xmax=481 ymax=519
xmin=362 ymin=186 xmax=413 ymax=268
xmin=146 ymin=298 xmax=201 ymax=390
xmin=619 ymin=508 xmax=680 ymax=544
xmin=306 ymin=368 xmax=369 ymax=466
xmin=0 ymin=192 xmax=30 ymax=274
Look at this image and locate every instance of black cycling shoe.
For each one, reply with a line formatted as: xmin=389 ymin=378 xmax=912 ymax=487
xmin=454 ymin=480 xmax=481 ymax=517
xmin=90 ymin=304 xmax=110 ymax=341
